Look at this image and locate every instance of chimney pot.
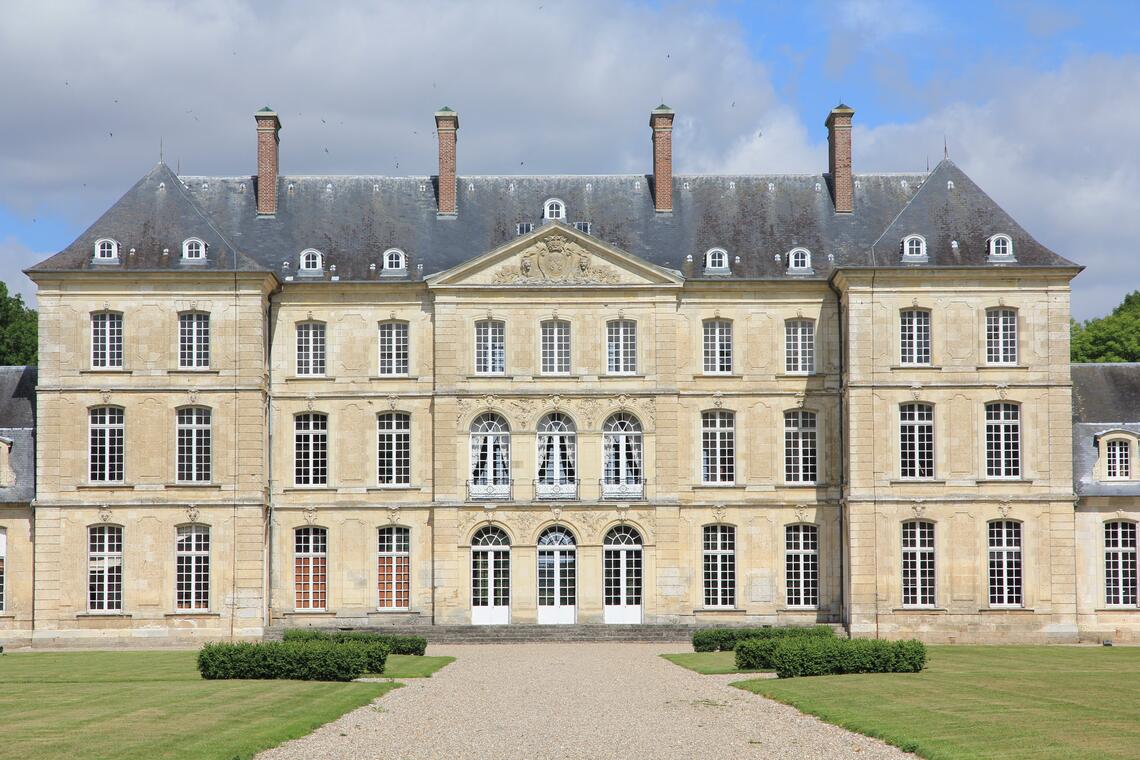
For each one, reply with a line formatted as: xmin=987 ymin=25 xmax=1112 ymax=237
xmin=825 ymin=104 xmax=854 ymax=213
xmin=435 ymin=107 xmax=459 ymax=215
xmin=649 ymin=105 xmax=675 ymax=213
xmin=254 ymin=107 xmax=282 ymax=216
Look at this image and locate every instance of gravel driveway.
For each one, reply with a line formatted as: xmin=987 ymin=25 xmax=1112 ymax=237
xmin=258 ymin=642 xmax=910 ymax=759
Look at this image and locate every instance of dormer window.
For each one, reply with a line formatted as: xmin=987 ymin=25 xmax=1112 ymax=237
xmin=902 ymin=235 xmax=927 ymax=261
xmin=788 ymin=248 xmax=812 ymax=272
xmin=383 ymin=248 xmax=407 ymax=273
xmin=704 ymin=248 xmax=729 ymax=273
xmin=517 ymin=222 xmax=534 ymax=236
xmin=543 ymin=198 xmax=565 ymax=221
xmin=1099 ymin=435 xmax=1136 ymax=481
xmin=299 ymin=249 xmax=323 ymax=273
xmin=182 ymin=238 xmax=205 ymax=261
xmin=988 ymin=234 xmax=1014 ymax=261
xmin=94 ymin=239 xmax=119 ymax=261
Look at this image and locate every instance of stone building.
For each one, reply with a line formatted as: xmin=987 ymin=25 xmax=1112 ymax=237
xmin=4 ymin=103 xmax=1135 ymax=646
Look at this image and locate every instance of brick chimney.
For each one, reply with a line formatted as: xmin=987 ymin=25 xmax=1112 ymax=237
xmin=254 ymin=107 xmax=281 ymax=216
xmin=826 ymin=104 xmax=854 ymax=214
xmin=435 ymin=107 xmax=459 ymax=215
xmin=650 ymin=104 xmax=675 ymax=213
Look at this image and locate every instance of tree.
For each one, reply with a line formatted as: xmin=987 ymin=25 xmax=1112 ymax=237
xmin=1071 ymin=290 xmax=1140 ymax=363
xmin=0 ymin=282 xmax=37 ymax=366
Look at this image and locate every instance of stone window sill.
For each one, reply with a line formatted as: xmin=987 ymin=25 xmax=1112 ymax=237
xmin=694 ymin=608 xmax=745 ymax=614
xmin=974 ymin=365 xmax=1028 ymax=371
xmin=169 ymin=369 xmax=220 ymax=375
xmin=367 ymin=609 xmax=420 ymax=616
xmin=975 ymin=478 xmax=1035 ymax=485
xmin=366 ymin=485 xmax=424 ymax=492
xmin=164 ymin=612 xmax=221 ymax=618
xmin=282 ymin=487 xmax=335 ymax=493
xmin=782 ymin=482 xmax=824 ymax=488
xmin=778 ymin=607 xmax=820 ymax=613
xmin=76 ymin=613 xmax=132 ymax=618
xmin=168 ymin=483 xmax=223 ymax=489
xmin=80 ymin=369 xmax=131 ymax=375
xmin=892 ymin=607 xmax=948 ymax=614
xmin=77 ymin=483 xmax=130 ymax=490
xmin=977 ymin=607 xmax=1035 ymax=613
xmin=368 ymin=375 xmax=420 ymax=381
xmin=691 ymin=374 xmax=742 ymax=380
xmin=1094 ymin=607 xmax=1140 ymax=613
xmin=889 ymin=365 xmax=940 ymax=371
xmin=695 ymin=483 xmax=745 ymax=489
xmin=0 ymin=613 xmax=16 ymax=620
xmin=284 ymin=375 xmax=334 ymax=382
xmin=284 ymin=610 xmax=331 ymax=616
xmin=889 ymin=479 xmax=947 ymax=485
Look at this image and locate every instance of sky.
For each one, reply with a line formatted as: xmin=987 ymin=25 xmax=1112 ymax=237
xmin=1 ymin=0 xmax=1137 ymax=320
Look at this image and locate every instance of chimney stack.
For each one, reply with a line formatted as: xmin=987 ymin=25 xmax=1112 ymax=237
xmin=435 ymin=107 xmax=459 ymax=216
xmin=826 ymin=104 xmax=854 ymax=214
xmin=650 ymin=104 xmax=675 ymax=213
xmin=254 ymin=107 xmax=281 ymax=216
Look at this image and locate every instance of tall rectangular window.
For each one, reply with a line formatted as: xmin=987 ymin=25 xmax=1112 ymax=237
xmin=902 ymin=521 xmax=936 ymax=607
xmin=88 ymin=525 xmax=123 ymax=612
xmin=1105 ymin=521 xmax=1138 ymax=607
xmin=785 ymin=524 xmax=818 ymax=608
xmin=0 ymin=528 xmax=6 ymax=612
xmin=784 ymin=410 xmax=818 ymax=483
xmin=294 ymin=527 xmax=327 ymax=611
xmin=178 ymin=312 xmax=210 ymax=369
xmin=899 ymin=403 xmax=934 ymax=479
xmin=296 ymin=322 xmax=326 ymax=376
xmin=176 ymin=407 xmax=211 ymax=483
xmin=378 ymin=526 xmax=410 ymax=610
xmin=175 ymin=525 xmax=210 ymax=610
xmin=899 ymin=309 xmax=931 ymax=365
xmin=475 ymin=320 xmax=506 ymax=375
xmin=606 ymin=320 xmax=637 ymax=374
xmin=988 ymin=520 xmax=1022 ymax=607
xmin=1106 ymin=439 xmax=1132 ymax=480
xmin=89 ymin=407 xmax=125 ymax=483
xmin=540 ymin=320 xmax=571 ymax=374
xmin=702 ymin=525 xmax=735 ymax=607
xmin=986 ymin=308 xmax=1018 ymax=365
xmin=785 ymin=319 xmax=815 ymax=375
xmin=294 ymin=413 xmax=328 ymax=486
xmin=378 ymin=322 xmax=409 ymax=375
xmin=702 ymin=320 xmax=733 ymax=374
xmin=985 ymin=403 xmax=1021 ymax=479
xmin=700 ymin=411 xmax=735 ymax=484
xmin=377 ymin=412 xmax=411 ymax=485
xmin=91 ymin=312 xmax=123 ymax=369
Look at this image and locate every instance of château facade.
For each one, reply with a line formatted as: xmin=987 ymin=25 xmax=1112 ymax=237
xmin=2 ymin=103 xmax=1136 ymax=647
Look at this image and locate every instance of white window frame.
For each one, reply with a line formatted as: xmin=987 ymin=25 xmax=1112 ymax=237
xmin=378 ymin=321 xmax=409 ymax=376
xmin=784 ymin=410 xmax=818 ymax=484
xmin=89 ymin=406 xmax=125 ymax=483
xmin=704 ymin=248 xmax=729 ymax=272
xmin=543 ymin=198 xmax=566 ymax=221
xmin=788 ymin=248 xmax=811 ymax=271
xmin=606 ymin=319 xmax=637 ymax=375
xmin=702 ymin=319 xmax=733 ymax=374
xmin=474 ymin=319 xmax=506 ymax=375
xmin=701 ymin=410 xmax=735 ymax=485
xmin=602 ymin=413 xmax=644 ymax=499
xmin=299 ymin=248 xmax=323 ymax=272
xmin=178 ymin=311 xmax=210 ymax=369
xmin=988 ymin=234 xmax=1014 ymax=259
xmin=469 ymin=413 xmax=511 ymax=499
xmin=536 ymin=413 xmax=577 ymax=499
xmin=382 ymin=248 xmax=407 ymax=272
xmin=702 ymin=524 xmax=736 ymax=608
xmin=176 ymin=406 xmax=212 ymax=483
xmin=900 ymin=309 xmax=932 ymax=365
xmin=377 ymin=412 xmax=411 ymax=486
xmin=902 ymin=235 xmax=927 ymax=260
xmin=88 ymin=524 xmax=123 ymax=613
xmin=899 ymin=403 xmax=934 ymax=480
xmin=175 ymin=524 xmax=210 ymax=611
xmin=988 ymin=520 xmax=1023 ymax=607
xmin=985 ymin=402 xmax=1021 ymax=479
xmin=985 ymin=308 xmax=1018 ymax=365
xmin=294 ymin=412 xmax=328 ymax=487
xmin=1106 ymin=439 xmax=1132 ymax=480
xmin=0 ymin=527 xmax=6 ymax=612
xmin=91 ymin=311 xmax=124 ymax=369
xmin=182 ymin=238 xmax=206 ymax=261
xmin=94 ymin=238 xmax=119 ymax=261
xmin=901 ymin=520 xmax=936 ymax=607
xmin=785 ymin=524 xmax=819 ymax=608
xmin=294 ymin=526 xmax=328 ymax=611
xmin=540 ymin=319 xmax=571 ymax=375
xmin=377 ymin=526 xmax=411 ymax=611
xmin=296 ymin=321 xmax=326 ymax=376
xmin=1105 ymin=521 xmax=1138 ymax=607
xmin=784 ymin=319 xmax=815 ymax=375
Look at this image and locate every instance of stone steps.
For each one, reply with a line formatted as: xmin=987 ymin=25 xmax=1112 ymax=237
xmin=265 ymin=623 xmax=696 ymax=644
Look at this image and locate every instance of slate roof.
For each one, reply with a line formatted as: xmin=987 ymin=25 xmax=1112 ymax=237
xmin=1072 ymin=363 xmax=1140 ymax=497
xmin=0 ymin=367 xmax=36 ymax=503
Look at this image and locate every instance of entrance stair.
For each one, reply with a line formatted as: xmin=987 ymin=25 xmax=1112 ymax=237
xmin=265 ymin=623 xmax=696 ymax=644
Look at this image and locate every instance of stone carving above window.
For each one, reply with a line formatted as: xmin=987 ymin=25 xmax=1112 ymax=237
xmin=492 ymin=235 xmax=620 ymax=285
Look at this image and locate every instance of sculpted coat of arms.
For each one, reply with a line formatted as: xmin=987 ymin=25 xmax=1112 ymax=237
xmin=493 ymin=235 xmax=620 ymax=285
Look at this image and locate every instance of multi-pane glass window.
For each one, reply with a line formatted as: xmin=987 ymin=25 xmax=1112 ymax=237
xmin=540 ymin=320 xmax=571 ymax=374
xmin=985 ymin=309 xmax=1018 ymax=365
xmin=175 ymin=525 xmax=210 ymax=610
xmin=377 ymin=526 xmax=410 ymax=610
xmin=602 ymin=413 xmax=643 ymax=497
xmin=178 ymin=312 xmax=210 ymax=369
xmin=176 ymin=407 xmax=212 ymax=483
xmin=988 ymin=520 xmax=1022 ymax=607
xmin=899 ymin=309 xmax=931 ymax=365
xmin=784 ymin=410 xmax=818 ymax=483
xmin=89 ymin=406 xmax=125 ymax=482
xmin=471 ymin=526 xmax=511 ymax=609
xmin=475 ymin=320 xmax=506 ymax=375
xmin=785 ymin=524 xmax=818 ymax=608
xmin=0 ymin=528 xmax=6 ymax=612
xmin=378 ymin=322 xmax=409 ymax=375
xmin=899 ymin=403 xmax=934 ymax=479
xmin=606 ymin=320 xmax=637 ymax=374
xmin=88 ymin=525 xmax=123 ymax=612
xmin=91 ymin=312 xmax=124 ymax=369
xmin=537 ymin=527 xmax=576 ymax=608
xmin=902 ymin=521 xmax=936 ymax=607
xmin=377 ymin=412 xmax=411 ymax=486
xmin=1106 ymin=439 xmax=1132 ymax=480
xmin=469 ymin=413 xmax=510 ymax=498
xmin=701 ymin=411 xmax=735 ymax=484
xmin=702 ymin=320 xmax=733 ymax=374
xmin=1105 ymin=521 xmax=1138 ymax=607
xmin=536 ymin=413 xmax=576 ymax=497
xmin=294 ymin=413 xmax=328 ymax=486
xmin=985 ymin=403 xmax=1021 ymax=479
xmin=294 ymin=527 xmax=327 ymax=611
xmin=296 ymin=322 xmax=326 ymax=376
xmin=785 ymin=319 xmax=815 ymax=375
xmin=603 ymin=525 xmax=642 ymax=607
xmin=702 ymin=525 xmax=736 ymax=607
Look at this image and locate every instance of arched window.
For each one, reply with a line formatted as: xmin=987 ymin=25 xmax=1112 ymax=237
xmin=988 ymin=520 xmax=1022 ymax=607
xmin=471 ymin=525 xmax=510 ymax=624
xmin=984 ymin=402 xmax=1021 ymax=479
xmin=902 ymin=235 xmax=926 ymax=259
xmin=472 ymin=525 xmax=511 ymax=546
xmin=985 ymin=308 xmax=1018 ymax=365
xmin=175 ymin=524 xmax=210 ymax=610
xmin=988 ymin=234 xmax=1014 ymax=259
xmin=383 ymin=248 xmax=406 ymax=272
xmin=536 ymin=413 xmax=577 ymax=499
xmin=469 ymin=413 xmax=510 ymax=499
xmin=605 ymin=525 xmax=643 ymax=546
xmin=604 ymin=525 xmax=642 ymax=621
xmin=899 ymin=403 xmax=934 ymax=479
xmin=543 ymin=198 xmax=565 ymax=221
xmin=701 ymin=410 xmax=735 ymax=484
xmin=377 ymin=412 xmax=411 ymax=485
xmin=294 ymin=526 xmax=327 ymax=611
xmin=182 ymin=239 xmax=205 ymax=260
xmin=94 ymin=238 xmax=119 ymax=260
xmin=294 ymin=413 xmax=328 ymax=486
xmin=702 ymin=319 xmax=733 ymax=374
xmin=785 ymin=524 xmax=818 ymax=608
xmin=88 ymin=524 xmax=123 ymax=612
xmin=537 ymin=526 xmax=576 ymax=621
xmin=176 ymin=407 xmax=212 ymax=483
xmin=603 ymin=413 xmax=644 ymax=498
xmin=1105 ymin=521 xmax=1138 ymax=607
xmin=788 ymin=248 xmax=811 ymax=271
xmin=784 ymin=410 xmax=817 ymax=483
xmin=299 ymin=249 xmax=323 ymax=272
xmin=704 ymin=248 xmax=728 ymax=272
xmin=378 ymin=526 xmax=410 ymax=610
xmin=89 ymin=406 xmax=125 ymax=483
xmin=702 ymin=524 xmax=736 ymax=607
xmin=901 ymin=520 xmax=935 ymax=607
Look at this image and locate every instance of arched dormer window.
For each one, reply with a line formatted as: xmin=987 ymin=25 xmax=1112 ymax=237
xmin=383 ymin=248 xmax=406 ymax=273
xmin=182 ymin=238 xmax=206 ymax=261
xmin=94 ymin=239 xmax=119 ymax=261
xmin=902 ymin=235 xmax=927 ymax=261
xmin=988 ymin=234 xmax=1014 ymax=261
xmin=788 ymin=248 xmax=812 ymax=272
xmin=299 ymin=249 xmax=323 ymax=273
xmin=543 ymin=198 xmax=565 ymax=221
xmin=704 ymin=248 xmax=729 ymax=273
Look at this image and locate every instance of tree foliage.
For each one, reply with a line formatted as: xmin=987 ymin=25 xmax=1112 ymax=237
xmin=0 ymin=282 xmax=36 ymax=365
xmin=1071 ymin=291 xmax=1140 ymax=363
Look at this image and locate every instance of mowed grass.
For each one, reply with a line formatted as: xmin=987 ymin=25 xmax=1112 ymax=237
xmin=734 ymin=645 xmax=1140 ymax=760
xmin=379 ymin=654 xmax=454 ymax=678
xmin=0 ymin=650 xmax=395 ymax=760
xmin=660 ymin=650 xmax=771 ymax=675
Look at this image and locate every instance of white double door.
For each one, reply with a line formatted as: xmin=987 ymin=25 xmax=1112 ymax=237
xmin=471 ymin=548 xmax=510 ymax=625
xmin=603 ymin=546 xmax=643 ymax=624
xmin=537 ymin=546 xmax=576 ymax=624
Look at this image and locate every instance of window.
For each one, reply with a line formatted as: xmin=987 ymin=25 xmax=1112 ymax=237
xmin=175 ymin=525 xmax=210 ymax=610
xmin=469 ymin=413 xmax=510 ymax=499
xmin=299 ymin=249 xmax=323 ymax=272
xmin=704 ymin=248 xmax=728 ymax=272
xmin=89 ymin=406 xmax=125 ymax=482
xmin=296 ymin=322 xmax=326 ymax=376
xmin=702 ymin=319 xmax=733 ymax=374
xmin=702 ymin=525 xmax=736 ymax=607
xmin=788 ymin=248 xmax=811 ymax=271
xmin=0 ymin=528 xmax=5 ymax=612
xmin=178 ymin=312 xmax=210 ymax=369
xmin=176 ymin=407 xmax=212 ymax=483
xmin=902 ymin=521 xmax=935 ymax=607
xmin=1107 ymin=439 xmax=1132 ymax=480
xmin=543 ymin=198 xmax=565 ymax=220
xmin=902 ymin=235 xmax=926 ymax=259
xmin=784 ymin=410 xmax=818 ymax=483
xmin=900 ymin=310 xmax=931 ymax=365
xmin=516 ymin=222 xmax=534 ymax=236
xmin=378 ymin=526 xmax=410 ymax=610
xmin=294 ymin=413 xmax=328 ymax=486
xmin=985 ymin=402 xmax=1021 ymax=479
xmin=986 ymin=309 xmax=1018 ymax=365
xmin=785 ymin=319 xmax=815 ymax=375
xmin=785 ymin=524 xmax=818 ymax=608
xmin=88 ymin=525 xmax=123 ymax=612
xmin=989 ymin=234 xmax=1013 ymax=259
xmin=536 ymin=413 xmax=576 ymax=498
xmin=474 ymin=320 xmax=505 ymax=375
xmin=899 ymin=403 xmax=934 ymax=479
xmin=540 ymin=320 xmax=571 ymax=375
xmin=1105 ymin=521 xmax=1138 ymax=607
xmin=294 ymin=527 xmax=327 ymax=611
xmin=94 ymin=238 xmax=119 ymax=260
xmin=377 ymin=412 xmax=411 ymax=486
xmin=383 ymin=248 xmax=406 ymax=272
xmin=606 ymin=320 xmax=637 ymax=374
xmin=701 ymin=410 xmax=735 ymax=484
xmin=573 ymin=221 xmax=591 ymax=234
xmin=182 ymin=238 xmax=205 ymax=260
xmin=91 ymin=312 xmax=124 ymax=369
xmin=378 ymin=322 xmax=409 ymax=375
xmin=602 ymin=412 xmax=644 ymax=498
xmin=988 ymin=520 xmax=1022 ymax=607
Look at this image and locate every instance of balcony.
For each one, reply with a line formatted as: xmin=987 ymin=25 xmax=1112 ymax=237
xmin=467 ymin=479 xmax=512 ymax=501
xmin=533 ymin=478 xmax=579 ymax=501
xmin=599 ymin=478 xmax=646 ymax=500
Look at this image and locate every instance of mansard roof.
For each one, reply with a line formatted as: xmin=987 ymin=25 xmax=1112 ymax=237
xmin=0 ymin=366 xmax=36 ymax=503
xmin=1072 ymin=363 xmax=1140 ymax=497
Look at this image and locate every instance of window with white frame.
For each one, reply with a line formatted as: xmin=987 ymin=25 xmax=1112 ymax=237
xmin=902 ymin=520 xmax=935 ymax=607
xmin=702 ymin=525 xmax=736 ymax=607
xmin=182 ymin=238 xmax=205 ymax=260
xmin=606 ymin=319 xmax=637 ymax=374
xmin=516 ymin=222 xmax=534 ymax=236
xmin=536 ymin=413 xmax=576 ymax=495
xmin=88 ymin=524 xmax=123 ymax=612
xmin=296 ymin=322 xmax=326 ymax=376
xmin=989 ymin=234 xmax=1013 ymax=259
xmin=704 ymin=248 xmax=728 ymax=272
xmin=176 ymin=407 xmax=211 ymax=483
xmin=175 ymin=524 xmax=210 ymax=610
xmin=378 ymin=526 xmax=410 ymax=610
xmin=785 ymin=524 xmax=818 ymax=608
xmin=294 ymin=413 xmax=328 ymax=486
xmin=986 ymin=308 xmax=1018 ymax=365
xmin=784 ymin=410 xmax=818 ymax=483
xmin=378 ymin=321 xmax=409 ymax=375
xmin=902 ymin=235 xmax=926 ymax=259
xmin=900 ymin=309 xmax=931 ymax=365
xmin=988 ymin=520 xmax=1022 ymax=607
xmin=91 ymin=312 xmax=124 ymax=369
xmin=899 ymin=403 xmax=934 ymax=479
xmin=985 ymin=402 xmax=1021 ymax=479
xmin=573 ymin=221 xmax=591 ymax=234
xmin=474 ymin=320 xmax=505 ymax=375
xmin=701 ymin=410 xmax=735 ymax=484
xmin=89 ymin=406 xmax=124 ymax=482
xmin=299 ymin=249 xmax=323 ymax=272
xmin=377 ymin=412 xmax=411 ymax=486
xmin=540 ymin=320 xmax=571 ymax=374
xmin=178 ymin=312 xmax=210 ymax=369
xmin=788 ymin=248 xmax=811 ymax=271
xmin=1105 ymin=521 xmax=1137 ymax=607
xmin=1107 ymin=439 xmax=1132 ymax=480
xmin=383 ymin=249 xmax=406 ymax=272
xmin=294 ymin=526 xmax=327 ymax=611
xmin=602 ymin=413 xmax=643 ymax=496
xmin=785 ymin=319 xmax=815 ymax=374
xmin=702 ymin=319 xmax=733 ymax=374
xmin=543 ymin=198 xmax=565 ymax=221
xmin=94 ymin=238 xmax=119 ymax=260
xmin=470 ymin=413 xmax=510 ymax=496
xmin=0 ymin=528 xmax=5 ymax=612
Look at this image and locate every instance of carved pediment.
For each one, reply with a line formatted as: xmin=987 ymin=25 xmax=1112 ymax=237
xmin=491 ymin=235 xmax=619 ymax=285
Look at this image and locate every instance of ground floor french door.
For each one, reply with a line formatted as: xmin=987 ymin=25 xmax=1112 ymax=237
xmin=603 ymin=526 xmax=643 ymax=624
xmin=537 ymin=527 xmax=576 ymax=624
xmin=471 ymin=547 xmax=510 ymax=625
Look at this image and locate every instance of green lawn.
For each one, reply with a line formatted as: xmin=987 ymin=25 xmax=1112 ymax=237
xmin=734 ymin=645 xmax=1140 ymax=760
xmin=377 ymin=654 xmax=455 ymax=678
xmin=660 ymin=650 xmax=772 ymax=675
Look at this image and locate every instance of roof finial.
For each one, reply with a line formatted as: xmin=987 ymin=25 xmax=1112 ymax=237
xmin=943 ymin=135 xmax=949 ymax=160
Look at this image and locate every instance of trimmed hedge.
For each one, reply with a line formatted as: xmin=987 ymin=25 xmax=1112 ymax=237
xmin=734 ymin=638 xmax=781 ymax=670
xmin=282 ymin=628 xmax=428 ymax=656
xmin=197 ymin=640 xmax=390 ymax=681
xmin=692 ymin=625 xmax=835 ymax=652
xmin=770 ymin=638 xmax=926 ymax=678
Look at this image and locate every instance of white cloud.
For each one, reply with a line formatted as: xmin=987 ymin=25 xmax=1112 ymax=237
xmin=0 ymin=237 xmax=47 ymax=307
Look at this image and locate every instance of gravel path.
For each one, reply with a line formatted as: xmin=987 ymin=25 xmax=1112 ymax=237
xmin=258 ymin=642 xmax=910 ymax=760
